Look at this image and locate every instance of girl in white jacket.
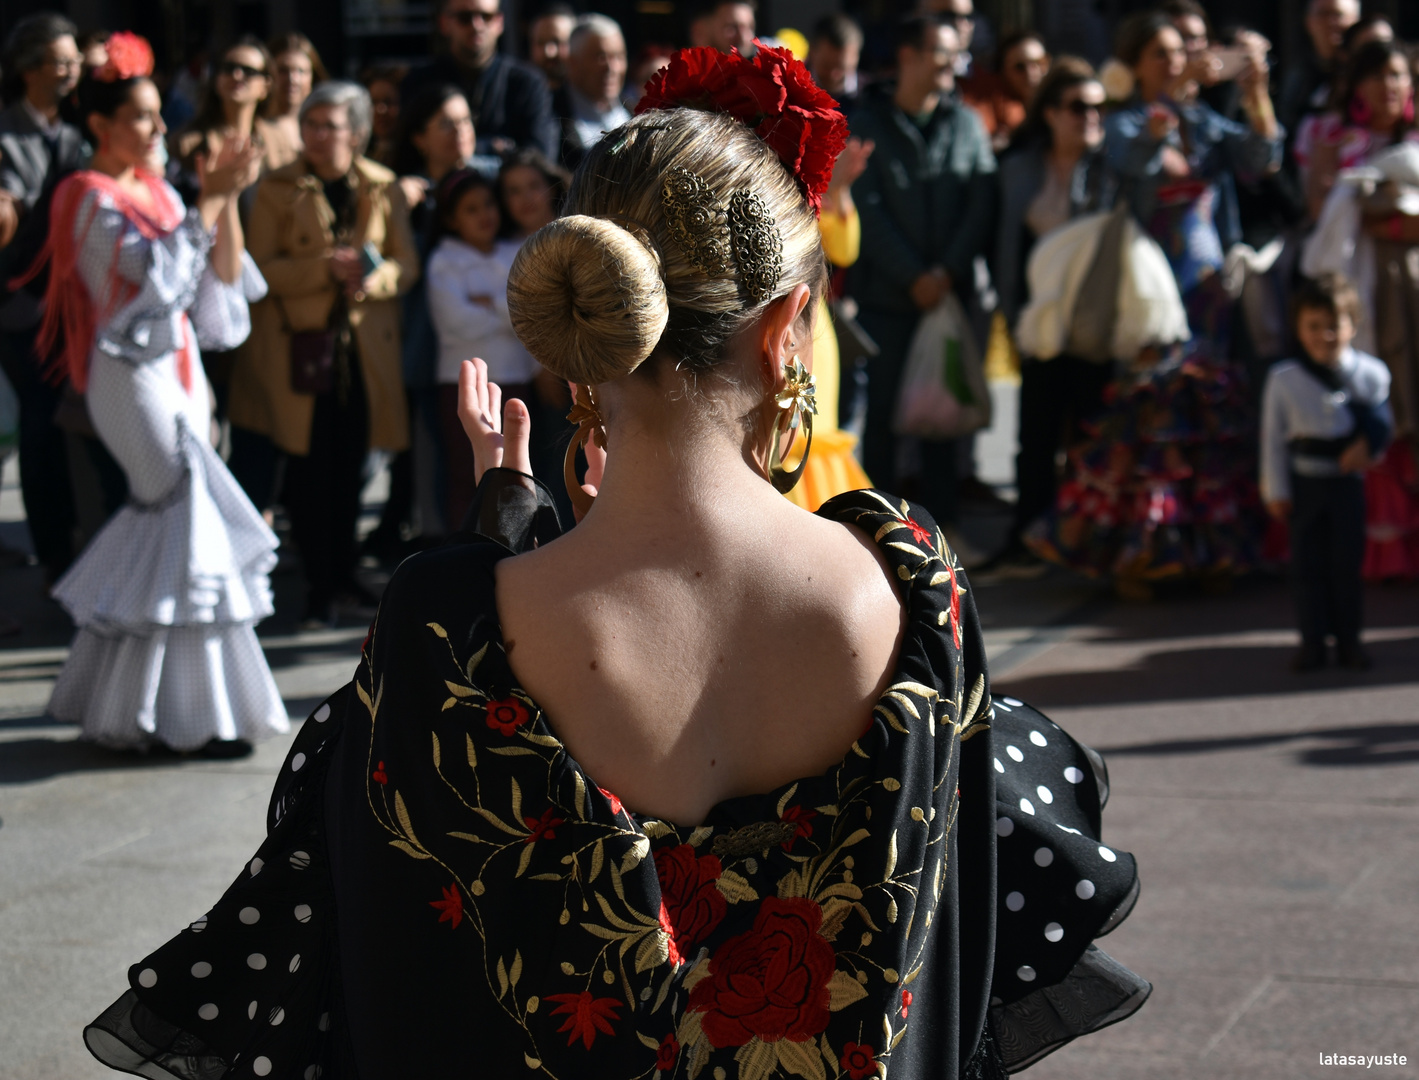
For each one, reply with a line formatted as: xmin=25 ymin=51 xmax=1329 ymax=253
xmin=427 ymin=168 xmax=538 ymax=529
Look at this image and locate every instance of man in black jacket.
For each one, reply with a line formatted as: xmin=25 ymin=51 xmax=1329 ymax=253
xmin=404 ymin=0 xmax=559 ymax=160
xmin=846 ymin=15 xmax=996 ymax=539
xmin=0 ymin=13 xmax=104 ymax=585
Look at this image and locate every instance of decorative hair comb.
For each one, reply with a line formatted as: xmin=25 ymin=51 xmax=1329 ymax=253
xmin=634 ymin=44 xmax=848 ymax=216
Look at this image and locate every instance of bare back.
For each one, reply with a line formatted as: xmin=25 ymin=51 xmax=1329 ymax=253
xmin=496 ymin=496 xmax=905 ymax=825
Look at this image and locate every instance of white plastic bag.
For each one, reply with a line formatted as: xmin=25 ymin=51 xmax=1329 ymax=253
xmin=893 ymin=294 xmax=992 ymax=439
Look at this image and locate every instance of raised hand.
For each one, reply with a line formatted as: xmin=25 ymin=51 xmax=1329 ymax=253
xmin=458 ymin=358 xmax=532 ymax=484
xmin=197 ymin=135 xmax=264 ymax=200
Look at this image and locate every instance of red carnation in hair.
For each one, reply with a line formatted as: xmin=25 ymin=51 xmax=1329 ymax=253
xmin=94 ymin=32 xmax=155 ymax=83
xmin=635 ymin=44 xmax=847 ymax=215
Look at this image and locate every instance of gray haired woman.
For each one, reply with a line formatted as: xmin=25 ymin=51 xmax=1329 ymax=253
xmin=228 ymin=80 xmax=419 ymax=627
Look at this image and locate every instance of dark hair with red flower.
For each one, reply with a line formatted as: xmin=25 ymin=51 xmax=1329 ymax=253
xmin=93 ymin=31 xmax=154 ymax=83
xmin=635 ymin=44 xmax=847 ymax=215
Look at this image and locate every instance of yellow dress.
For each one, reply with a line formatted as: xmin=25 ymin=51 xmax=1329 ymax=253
xmin=783 ymin=208 xmax=872 ymax=511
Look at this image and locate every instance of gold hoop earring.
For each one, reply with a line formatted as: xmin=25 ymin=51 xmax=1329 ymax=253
xmin=564 ymin=384 xmax=606 ymax=518
xmin=768 ymin=358 xmax=817 ymax=494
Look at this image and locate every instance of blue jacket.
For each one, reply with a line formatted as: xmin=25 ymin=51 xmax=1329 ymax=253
xmin=846 ymin=86 xmax=997 ymax=315
xmin=1105 ymin=95 xmax=1282 ymax=252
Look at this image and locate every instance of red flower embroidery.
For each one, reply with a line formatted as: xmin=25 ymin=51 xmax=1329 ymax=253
xmin=372 ymin=761 xmax=388 ymax=785
xmin=779 ymin=805 xmax=817 ymax=851
xmin=545 ymin=992 xmax=622 ymax=1049
xmin=655 ymin=1032 xmax=680 ymax=1071
xmin=524 ymin=806 xmax=565 ymax=843
xmin=946 ymin=561 xmax=962 ymax=651
xmin=687 ymin=896 xmax=835 ymax=1047
xmin=429 ymin=883 xmax=463 ymax=929
xmin=597 ymin=785 xmax=624 ymax=817
xmin=840 ymin=1041 xmax=877 ymax=1079
xmin=900 ymin=989 xmax=913 ymax=1018
xmin=635 ymin=45 xmax=847 ymax=214
xmin=485 ymin=696 xmax=531 ymax=736
xmin=905 ymin=516 xmax=933 ymax=546
xmin=654 ymin=845 xmax=727 ymax=960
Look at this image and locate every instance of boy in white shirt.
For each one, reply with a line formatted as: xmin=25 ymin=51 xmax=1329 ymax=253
xmin=1261 ymin=274 xmax=1392 ymax=672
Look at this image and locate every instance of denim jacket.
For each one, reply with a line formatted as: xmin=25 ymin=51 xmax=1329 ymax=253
xmin=1105 ymin=94 xmax=1282 ymax=253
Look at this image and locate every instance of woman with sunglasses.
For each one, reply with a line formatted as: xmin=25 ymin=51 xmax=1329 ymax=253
xmin=961 ymin=30 xmax=1050 ymax=153
xmin=170 ymin=37 xmax=299 ymax=209
xmin=984 ymin=58 xmax=1115 ymax=578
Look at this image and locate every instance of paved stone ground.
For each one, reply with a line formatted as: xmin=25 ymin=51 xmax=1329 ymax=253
xmin=2 ymin=387 xmax=1417 ymax=1078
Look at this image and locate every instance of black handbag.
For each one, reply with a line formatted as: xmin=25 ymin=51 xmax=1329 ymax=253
xmin=277 ymin=293 xmax=343 ymax=395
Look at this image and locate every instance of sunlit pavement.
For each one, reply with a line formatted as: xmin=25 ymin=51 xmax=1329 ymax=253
xmin=2 ymin=398 xmax=1417 ymax=1077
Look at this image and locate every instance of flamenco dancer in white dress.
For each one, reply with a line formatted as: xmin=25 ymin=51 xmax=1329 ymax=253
xmin=27 ymin=35 xmax=288 ymax=757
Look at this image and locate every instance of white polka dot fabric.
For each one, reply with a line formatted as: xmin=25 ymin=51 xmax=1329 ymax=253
xmin=46 ymin=184 xmax=288 ymax=750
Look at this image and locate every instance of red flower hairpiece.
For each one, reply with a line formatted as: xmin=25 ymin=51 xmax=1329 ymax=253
xmin=94 ymin=32 xmax=155 ymax=83
xmin=635 ymin=44 xmax=848 ymax=216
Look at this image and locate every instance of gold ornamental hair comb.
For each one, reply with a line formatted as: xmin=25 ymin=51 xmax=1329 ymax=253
xmin=660 ymin=166 xmax=783 ymax=304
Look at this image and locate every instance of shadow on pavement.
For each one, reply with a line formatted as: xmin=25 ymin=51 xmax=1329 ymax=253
xmin=1097 ymin=719 xmax=1419 ymax=767
xmin=996 ymin=629 xmax=1419 ymax=708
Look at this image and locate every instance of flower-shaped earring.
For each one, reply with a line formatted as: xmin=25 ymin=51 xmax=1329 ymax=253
xmin=768 ymin=358 xmax=816 ymax=494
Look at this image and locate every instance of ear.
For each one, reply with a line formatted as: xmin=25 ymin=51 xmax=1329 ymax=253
xmin=86 ymin=112 xmax=105 ymax=143
xmin=760 ymin=282 xmax=813 ymax=393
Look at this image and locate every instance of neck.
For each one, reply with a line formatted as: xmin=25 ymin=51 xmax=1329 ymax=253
xmin=895 ymin=81 xmax=939 ymax=116
xmin=311 ymin=159 xmax=351 ymax=181
xmin=24 ymin=88 xmax=59 ymax=123
xmin=224 ymin=100 xmax=259 ymax=133
xmin=1049 ymin=141 xmax=1084 ymax=171
xmin=428 ymin=158 xmax=461 ymax=183
xmin=90 ymin=151 xmax=138 ymax=184
xmin=578 ymin=404 xmax=783 ymax=540
xmin=1138 ymin=83 xmax=1166 ymax=104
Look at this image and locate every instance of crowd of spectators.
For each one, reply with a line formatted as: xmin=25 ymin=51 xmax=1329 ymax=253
xmin=0 ymin=0 xmax=1415 ymax=657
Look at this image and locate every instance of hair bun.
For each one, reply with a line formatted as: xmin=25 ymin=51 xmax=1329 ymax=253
xmin=507 ymin=215 xmax=670 ymax=384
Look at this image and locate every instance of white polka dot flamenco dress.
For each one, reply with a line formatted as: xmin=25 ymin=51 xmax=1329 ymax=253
xmin=46 ymin=185 xmax=289 ymax=750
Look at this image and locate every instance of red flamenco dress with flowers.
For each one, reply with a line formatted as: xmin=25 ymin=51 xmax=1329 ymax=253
xmin=80 ymin=46 xmax=1146 ymax=1080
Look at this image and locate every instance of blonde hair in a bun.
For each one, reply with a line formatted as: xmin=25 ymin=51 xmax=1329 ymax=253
xmin=508 ymin=108 xmax=825 ymax=383
xmin=507 ymin=215 xmax=669 ymax=384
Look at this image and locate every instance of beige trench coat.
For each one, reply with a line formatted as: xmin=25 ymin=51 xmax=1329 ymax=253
xmin=229 ymin=155 xmax=418 ymax=456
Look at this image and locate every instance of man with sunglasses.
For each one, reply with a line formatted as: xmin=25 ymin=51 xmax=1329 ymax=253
xmin=0 ymin=13 xmax=97 ymax=592
xmin=404 ymin=0 xmax=558 ymax=159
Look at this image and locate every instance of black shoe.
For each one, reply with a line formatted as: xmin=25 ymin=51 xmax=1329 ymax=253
xmin=196 ymin=737 xmax=254 ymax=759
xmin=958 ymin=476 xmax=1013 ymax=512
xmin=975 ymin=542 xmax=1049 ymax=582
xmin=1336 ymin=643 xmax=1372 ymax=671
xmin=1289 ymin=646 xmax=1325 ymax=673
xmin=333 ymin=583 xmax=381 ymax=619
xmin=299 ymin=601 xmax=337 ymax=632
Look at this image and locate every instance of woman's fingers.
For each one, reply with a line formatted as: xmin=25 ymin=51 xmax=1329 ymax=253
xmin=501 ymin=397 xmax=533 ymax=476
xmin=458 ymin=359 xmax=505 ymax=483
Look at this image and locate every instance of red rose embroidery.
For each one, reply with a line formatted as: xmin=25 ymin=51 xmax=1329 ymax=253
xmin=905 ymin=516 xmax=933 ymax=546
xmin=372 ymin=761 xmax=388 ymax=785
xmin=900 ymin=989 xmax=913 ymax=1018
xmin=429 ymin=883 xmax=463 ymax=929
xmin=545 ymin=992 xmax=622 ymax=1049
xmin=655 ymin=1032 xmax=680 ymax=1071
xmin=597 ymin=785 xmax=625 ymax=817
xmin=840 ymin=1041 xmax=877 ymax=1079
xmin=779 ymin=805 xmax=817 ymax=851
xmin=654 ymin=845 xmax=727 ymax=960
xmin=524 ymin=806 xmax=565 ymax=843
xmin=635 ymin=45 xmax=847 ymax=214
xmin=485 ymin=695 xmax=531 ymax=736
xmin=687 ymin=896 xmax=835 ymax=1046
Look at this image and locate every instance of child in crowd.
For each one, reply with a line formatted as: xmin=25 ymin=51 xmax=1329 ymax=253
xmin=1261 ymin=274 xmax=1392 ymax=672
xmin=427 ymin=167 xmax=538 ymax=531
